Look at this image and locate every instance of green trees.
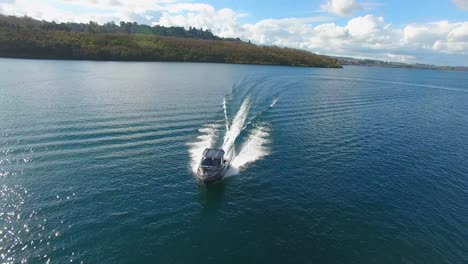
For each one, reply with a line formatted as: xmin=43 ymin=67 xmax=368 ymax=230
xmin=0 ymin=15 xmax=341 ymax=68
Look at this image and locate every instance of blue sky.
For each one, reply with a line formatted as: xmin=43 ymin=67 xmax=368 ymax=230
xmin=204 ymin=0 xmax=467 ymax=25
xmin=1 ymin=0 xmax=467 ymax=65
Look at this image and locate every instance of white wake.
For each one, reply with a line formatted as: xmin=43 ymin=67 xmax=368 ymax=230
xmin=223 ymin=96 xmax=230 ymax=131
xmin=226 ymin=124 xmax=271 ymax=177
xmin=222 ymin=97 xmax=251 ymax=158
xmin=187 ymin=124 xmax=220 ymax=173
xmin=270 ymin=98 xmax=279 ymax=107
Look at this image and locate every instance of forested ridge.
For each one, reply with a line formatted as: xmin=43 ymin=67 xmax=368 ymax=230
xmin=0 ymin=15 xmax=341 ymax=68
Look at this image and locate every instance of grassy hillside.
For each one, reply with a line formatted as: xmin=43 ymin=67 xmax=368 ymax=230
xmin=0 ymin=15 xmax=341 ymax=68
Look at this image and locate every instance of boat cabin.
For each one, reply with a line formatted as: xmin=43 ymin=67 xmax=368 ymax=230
xmin=200 ymin=148 xmax=226 ymax=168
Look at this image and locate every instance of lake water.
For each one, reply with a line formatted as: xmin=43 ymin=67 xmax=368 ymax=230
xmin=0 ymin=58 xmax=467 ymax=263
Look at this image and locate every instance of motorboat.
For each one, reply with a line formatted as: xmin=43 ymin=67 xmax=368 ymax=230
xmin=196 ymin=148 xmax=230 ymax=184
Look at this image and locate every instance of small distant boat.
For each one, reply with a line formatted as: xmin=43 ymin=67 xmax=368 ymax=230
xmin=196 ymin=148 xmax=230 ymax=184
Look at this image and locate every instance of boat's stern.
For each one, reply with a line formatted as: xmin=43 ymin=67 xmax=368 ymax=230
xmin=196 ymin=167 xmax=223 ymax=183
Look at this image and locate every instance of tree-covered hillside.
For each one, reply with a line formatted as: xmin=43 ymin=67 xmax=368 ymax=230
xmin=0 ymin=15 xmax=341 ymax=68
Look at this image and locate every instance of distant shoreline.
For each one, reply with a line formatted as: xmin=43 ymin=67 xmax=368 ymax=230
xmin=2 ymin=56 xmax=465 ymax=73
xmin=0 ymin=15 xmax=341 ymax=69
xmin=341 ymin=63 xmax=468 ymax=72
xmin=0 ymin=56 xmax=344 ymax=69
xmin=335 ymin=57 xmax=468 ymax=72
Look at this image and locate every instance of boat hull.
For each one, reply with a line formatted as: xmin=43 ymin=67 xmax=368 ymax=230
xmin=196 ymin=164 xmax=230 ymax=184
xmin=196 ymin=173 xmax=223 ymax=184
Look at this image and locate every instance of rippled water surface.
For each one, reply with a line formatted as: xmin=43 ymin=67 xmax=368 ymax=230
xmin=1 ymin=59 xmax=467 ymax=263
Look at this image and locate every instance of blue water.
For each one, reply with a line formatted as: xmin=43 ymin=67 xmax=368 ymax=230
xmin=1 ymin=58 xmax=467 ymax=263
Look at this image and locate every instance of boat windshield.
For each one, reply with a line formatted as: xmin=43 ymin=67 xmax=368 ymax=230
xmin=201 ymin=157 xmax=221 ymax=167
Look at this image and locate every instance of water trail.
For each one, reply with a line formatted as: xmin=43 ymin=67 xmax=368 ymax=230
xmin=223 ymin=96 xmax=230 ymax=131
xmin=226 ymin=124 xmax=271 ymax=177
xmin=187 ymin=124 xmax=220 ymax=173
xmin=270 ymin=98 xmax=279 ymax=107
xmin=222 ymin=97 xmax=251 ymax=158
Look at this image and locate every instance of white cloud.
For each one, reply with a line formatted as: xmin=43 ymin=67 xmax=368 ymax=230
xmin=157 ymin=7 xmax=244 ymax=38
xmin=58 ymin=0 xmax=171 ymax=12
xmin=314 ymin=23 xmax=349 ymax=39
xmin=321 ymin=0 xmax=362 ymax=16
xmin=449 ymin=22 xmax=468 ymax=41
xmin=165 ymin=3 xmax=215 ymax=13
xmin=453 ymin=0 xmax=468 ymax=10
xmin=0 ymin=0 xmax=174 ymax=23
xmin=305 ymin=15 xmax=397 ymax=57
xmin=346 ymin=15 xmax=389 ymax=39
xmin=403 ymin=21 xmax=468 ymax=54
xmin=0 ymin=0 xmax=467 ymax=65
xmin=0 ymin=0 xmax=75 ymax=22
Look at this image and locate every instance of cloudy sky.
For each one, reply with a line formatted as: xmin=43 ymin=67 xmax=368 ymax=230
xmin=1 ymin=0 xmax=467 ymax=66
